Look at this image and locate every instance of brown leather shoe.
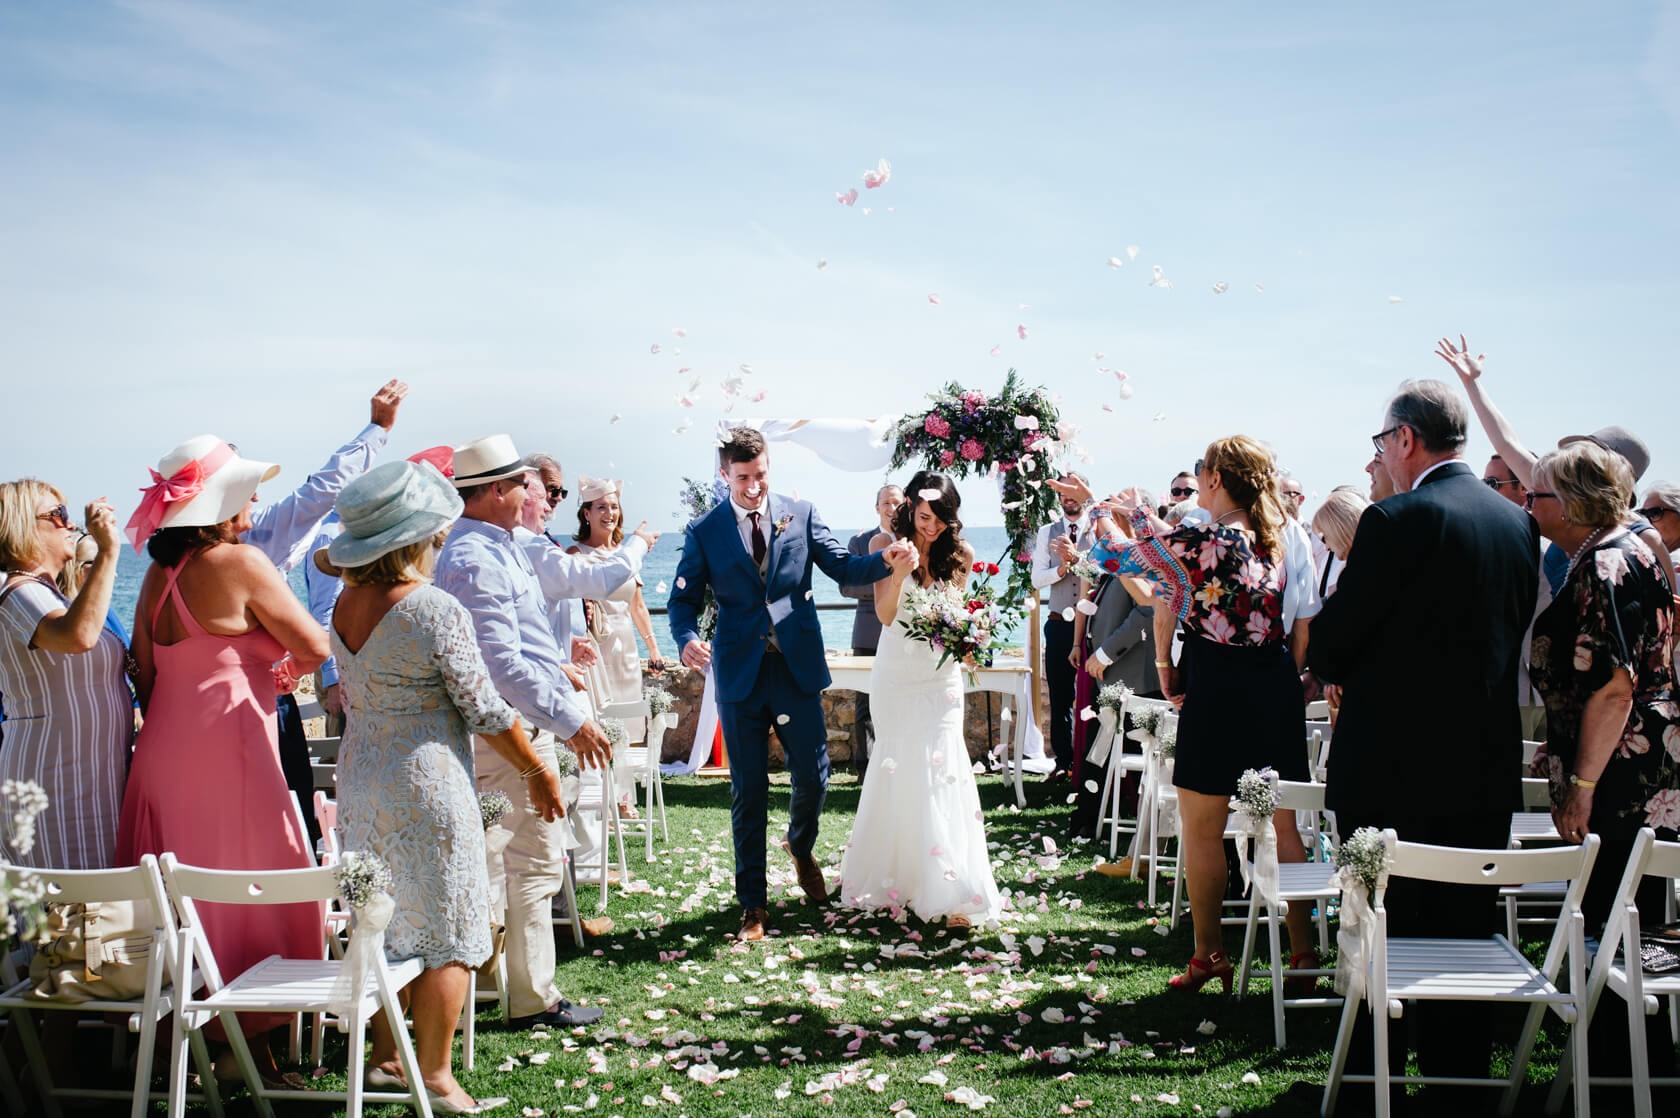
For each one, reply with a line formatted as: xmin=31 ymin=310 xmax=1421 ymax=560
xmin=738 ymin=906 xmax=768 ymax=941
xmin=579 ymin=916 xmax=615 ymax=939
xmin=791 ymin=850 xmax=829 ymax=906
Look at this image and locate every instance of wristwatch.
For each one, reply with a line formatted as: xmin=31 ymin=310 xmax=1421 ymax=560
xmin=1567 ymin=774 xmax=1598 ymax=789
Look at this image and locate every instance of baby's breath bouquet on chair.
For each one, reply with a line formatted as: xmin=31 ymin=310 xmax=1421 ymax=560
xmin=328 ymin=850 xmax=395 ymax=1017
xmin=1330 ymin=827 xmax=1391 ymax=998
xmin=1 ymin=780 xmax=50 ymax=944
xmin=1232 ymin=768 xmax=1280 ymax=910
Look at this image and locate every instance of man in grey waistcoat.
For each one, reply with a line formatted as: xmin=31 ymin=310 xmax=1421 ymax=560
xmin=837 ymin=484 xmax=905 ymax=782
xmin=1030 ymin=473 xmax=1096 ymax=777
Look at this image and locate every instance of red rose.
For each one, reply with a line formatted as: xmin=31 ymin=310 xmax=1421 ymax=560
xmin=986 ymin=562 xmax=1000 ymax=575
xmin=972 ymin=561 xmax=985 ymax=573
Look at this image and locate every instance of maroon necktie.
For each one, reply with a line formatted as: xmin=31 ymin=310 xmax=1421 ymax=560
xmin=748 ymin=511 xmax=767 ymax=565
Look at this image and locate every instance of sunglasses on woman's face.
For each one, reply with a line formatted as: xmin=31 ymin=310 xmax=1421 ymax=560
xmin=36 ymin=504 xmax=72 ymax=529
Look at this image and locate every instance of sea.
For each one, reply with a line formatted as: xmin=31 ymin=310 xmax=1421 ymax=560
xmin=110 ymin=525 xmax=1024 ymax=652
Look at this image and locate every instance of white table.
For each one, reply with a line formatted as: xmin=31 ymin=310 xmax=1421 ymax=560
xmin=824 ymin=654 xmax=1037 ymax=807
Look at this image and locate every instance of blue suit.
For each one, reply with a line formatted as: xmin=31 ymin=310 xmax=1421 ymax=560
xmin=668 ymin=493 xmax=888 ymax=908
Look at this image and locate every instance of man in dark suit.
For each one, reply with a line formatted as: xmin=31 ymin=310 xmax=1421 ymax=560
xmin=1308 ymin=378 xmax=1540 ymax=1083
xmin=837 ymin=484 xmax=905 ymax=783
xmin=669 ymin=429 xmax=909 ymax=941
xmin=1069 ymin=568 xmax=1159 ymax=839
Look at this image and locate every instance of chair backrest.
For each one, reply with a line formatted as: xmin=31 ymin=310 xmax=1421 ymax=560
xmin=159 ymin=854 xmax=338 ymax=988
xmin=308 ymin=734 xmax=342 ymax=763
xmin=294 ymin=698 xmax=325 ymax=723
xmin=599 ymin=699 xmax=652 ymax=722
xmin=1305 ymin=699 xmax=1331 ymax=720
xmin=1384 ymin=831 xmax=1597 ymax=890
xmin=1304 ymin=719 xmax=1333 ymax=743
xmin=12 ymin=855 xmax=175 ymax=950
xmin=1277 ymin=779 xmax=1327 ymax=812
xmin=1520 ymin=777 xmax=1552 ymax=810
xmin=287 ymin=793 xmax=318 ymax=867
xmin=313 ymin=792 xmax=341 ymax=863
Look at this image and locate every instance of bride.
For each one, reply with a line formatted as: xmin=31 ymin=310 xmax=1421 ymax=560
xmin=838 ymin=472 xmax=1004 ymax=929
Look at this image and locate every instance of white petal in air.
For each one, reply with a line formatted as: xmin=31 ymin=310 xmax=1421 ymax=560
xmin=650 ymin=343 xmax=661 ymax=354
xmin=989 ymin=345 xmax=1001 ymax=357
xmin=1152 ymin=411 xmax=1167 ymax=422
xmin=776 ymin=714 xmax=790 ymax=726
xmin=1388 ymin=295 xmax=1404 ymax=303
xmin=675 ymin=577 xmax=686 ymax=589
xmin=656 ymin=581 xmax=669 ymax=594
xmin=1255 ymin=283 xmax=1265 ymax=292
xmin=927 ymin=293 xmax=941 ymax=305
xmin=1126 ymin=245 xmax=1140 ymax=260
xmin=1012 ymin=414 xmax=1039 ymax=430
xmin=1061 ymin=607 xmax=1076 ymax=622
xmin=1106 ymin=256 xmax=1123 ymax=269
xmin=673 ymin=420 xmax=691 ymax=434
xmin=1211 ymin=282 xmax=1229 ymax=294
xmin=917 ymin=488 xmax=943 ymax=502
xmin=1117 ymin=383 xmax=1135 ymax=400
xmin=610 ymin=413 xmax=622 ymax=424
xmin=816 ymin=258 xmax=828 ymax=270
xmin=1075 ymin=599 xmax=1098 ymax=616
xmin=673 ymin=327 xmax=687 ymax=337
xmin=1148 ymin=265 xmax=1172 ymax=289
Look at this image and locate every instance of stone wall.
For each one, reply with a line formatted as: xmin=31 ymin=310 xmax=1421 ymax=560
xmin=643 ymin=657 xmax=1050 ymax=769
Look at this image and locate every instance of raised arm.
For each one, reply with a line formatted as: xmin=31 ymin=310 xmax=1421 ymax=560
xmin=1435 ymin=335 xmax=1539 ymax=489
xmin=809 ymin=506 xmax=890 ymax=588
xmin=871 ymin=531 xmax=915 ymax=627
xmin=29 ymin=499 xmax=121 ymax=655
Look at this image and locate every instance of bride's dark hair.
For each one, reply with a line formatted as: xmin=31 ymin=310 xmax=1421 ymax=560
xmin=892 ymin=471 xmax=966 ymax=584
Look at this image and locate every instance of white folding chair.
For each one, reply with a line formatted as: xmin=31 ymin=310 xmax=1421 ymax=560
xmin=1322 ymin=830 xmax=1600 ymax=1118
xmin=1502 ymin=778 xmax=1570 ymax=942
xmin=1305 ymin=699 xmax=1331 ymax=720
xmin=1548 ymin=828 xmax=1680 ymax=1118
xmin=573 ymin=761 xmax=630 ymax=911
xmin=1090 ymin=705 xmax=1137 ymax=855
xmin=600 ymin=699 xmax=674 ymax=862
xmin=159 ymin=854 xmax=432 ymax=1118
xmin=0 ymin=855 xmax=221 ymax=1118
xmin=1234 ymin=775 xmax=1341 ymax=1048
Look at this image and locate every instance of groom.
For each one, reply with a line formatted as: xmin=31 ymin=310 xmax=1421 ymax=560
xmin=669 ymin=427 xmax=911 ymax=941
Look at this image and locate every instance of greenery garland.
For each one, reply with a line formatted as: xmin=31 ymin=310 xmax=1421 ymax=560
xmin=888 ymin=369 xmax=1064 ymax=613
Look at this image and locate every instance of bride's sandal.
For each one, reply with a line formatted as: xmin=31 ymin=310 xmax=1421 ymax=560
xmin=946 ymin=914 xmax=972 ymax=932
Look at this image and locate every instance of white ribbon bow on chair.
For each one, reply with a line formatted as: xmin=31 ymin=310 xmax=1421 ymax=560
xmin=1331 ymin=865 xmax=1376 ymax=1000
xmin=326 ymin=892 xmax=395 ymax=1020
xmin=1233 ymin=813 xmax=1281 ymax=911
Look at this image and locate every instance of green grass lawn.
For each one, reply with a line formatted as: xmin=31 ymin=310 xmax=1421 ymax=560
xmin=157 ymin=771 xmax=1580 ymax=1116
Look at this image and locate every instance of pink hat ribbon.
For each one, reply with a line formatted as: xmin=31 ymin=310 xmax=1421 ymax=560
xmin=125 ymin=440 xmax=236 ymax=552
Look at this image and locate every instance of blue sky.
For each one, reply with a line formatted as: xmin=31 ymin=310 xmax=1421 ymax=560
xmin=2 ymin=1 xmax=1675 ymax=532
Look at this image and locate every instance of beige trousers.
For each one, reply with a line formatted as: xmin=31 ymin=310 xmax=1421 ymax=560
xmin=476 ymin=729 xmax=571 ymax=1019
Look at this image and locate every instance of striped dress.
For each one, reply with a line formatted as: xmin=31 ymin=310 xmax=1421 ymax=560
xmin=0 ymin=577 xmax=133 ymax=868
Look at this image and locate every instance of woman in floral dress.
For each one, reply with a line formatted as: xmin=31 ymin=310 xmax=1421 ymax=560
xmin=1528 ymin=441 xmax=1679 ymax=933
xmin=1087 ymin=436 xmax=1313 ymax=995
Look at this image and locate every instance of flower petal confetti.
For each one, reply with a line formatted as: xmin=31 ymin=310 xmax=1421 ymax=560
xmin=837 ymin=188 xmax=858 ymax=206
xmin=862 ymin=156 xmax=891 ymax=188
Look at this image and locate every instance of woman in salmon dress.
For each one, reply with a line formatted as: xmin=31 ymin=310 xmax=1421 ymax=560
xmin=115 ymin=434 xmax=329 ymax=1081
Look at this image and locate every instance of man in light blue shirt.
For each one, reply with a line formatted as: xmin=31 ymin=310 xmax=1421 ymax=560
xmin=301 ymin=510 xmax=346 ymax=731
xmin=434 ymin=435 xmax=654 ymax=1030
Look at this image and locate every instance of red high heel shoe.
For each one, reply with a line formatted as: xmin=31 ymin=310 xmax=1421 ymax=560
xmin=1168 ymin=951 xmax=1233 ymax=994
xmin=1284 ymin=950 xmax=1319 ymax=998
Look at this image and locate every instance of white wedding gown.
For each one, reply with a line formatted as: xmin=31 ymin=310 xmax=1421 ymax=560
xmin=839 ymin=579 xmax=1004 ymax=924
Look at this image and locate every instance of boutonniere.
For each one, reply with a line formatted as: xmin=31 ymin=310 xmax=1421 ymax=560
xmin=773 ymin=514 xmax=793 ymax=536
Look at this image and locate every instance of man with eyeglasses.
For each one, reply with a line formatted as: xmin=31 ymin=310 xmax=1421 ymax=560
xmin=1309 ymin=377 xmax=1540 ymax=1085
xmin=1032 ymin=473 xmax=1098 ymax=778
xmin=1159 ymin=471 xmax=1198 ymax=518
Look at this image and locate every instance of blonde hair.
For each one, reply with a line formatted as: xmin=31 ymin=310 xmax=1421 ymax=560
xmin=0 ymin=479 xmax=67 ymax=572
xmin=55 ymin=531 xmax=97 ymax=596
xmin=1202 ymin=436 xmax=1286 ymax=554
xmin=1534 ymin=443 xmax=1633 ymax=531
xmin=1311 ymin=489 xmax=1369 ymax=560
xmin=339 ymin=532 xmax=447 ymax=587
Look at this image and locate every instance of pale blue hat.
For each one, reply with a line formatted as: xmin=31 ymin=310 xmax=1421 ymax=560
xmin=326 ymin=459 xmax=463 ymax=569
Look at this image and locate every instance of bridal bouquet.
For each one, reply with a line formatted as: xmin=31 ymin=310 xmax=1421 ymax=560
xmin=898 ymin=582 xmax=1007 ymax=673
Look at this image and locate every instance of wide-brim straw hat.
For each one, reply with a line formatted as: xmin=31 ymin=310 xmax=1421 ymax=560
xmin=326 ymin=459 xmax=463 ymax=569
xmin=126 ymin=434 xmax=279 ymax=551
xmin=450 ymin=434 xmax=530 ymax=488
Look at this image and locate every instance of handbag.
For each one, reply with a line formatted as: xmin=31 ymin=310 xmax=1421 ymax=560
xmin=27 ymin=898 xmax=156 ymax=1002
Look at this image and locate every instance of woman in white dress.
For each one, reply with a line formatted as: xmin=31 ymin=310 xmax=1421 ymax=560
xmin=839 ymin=472 xmax=1004 ymax=929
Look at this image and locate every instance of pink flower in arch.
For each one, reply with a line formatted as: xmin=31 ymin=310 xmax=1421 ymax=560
xmin=1646 ymin=788 xmax=1680 ymax=830
xmin=960 ymin=438 xmax=985 ymax=461
xmin=924 ymin=413 xmax=951 ymax=438
xmin=940 ymin=449 xmax=956 ymax=467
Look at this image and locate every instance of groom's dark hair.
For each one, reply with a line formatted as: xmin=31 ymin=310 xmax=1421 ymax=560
xmin=719 ymin=427 xmax=767 ymax=466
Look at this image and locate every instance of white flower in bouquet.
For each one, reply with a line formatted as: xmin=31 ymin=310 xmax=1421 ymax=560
xmin=1095 ymin=682 xmax=1133 ymax=719
xmin=1156 ymin=725 xmax=1176 ymax=759
xmin=334 ymin=850 xmax=394 ymax=911
xmin=601 ymin=718 xmax=627 ymax=750
xmin=479 ymin=791 xmax=515 ymax=831
xmin=646 ymin=688 xmax=676 ymax=717
xmin=552 ymin=745 xmax=580 ymax=778
xmin=1 ymin=779 xmax=50 ymax=942
xmin=1234 ymin=767 xmax=1278 ymax=819
xmin=1331 ymin=827 xmax=1391 ymax=893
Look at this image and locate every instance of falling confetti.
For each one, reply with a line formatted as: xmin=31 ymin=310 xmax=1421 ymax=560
xmin=1255 ymin=283 xmax=1265 ymax=292
xmin=1211 ymin=281 xmax=1229 ymax=294
xmin=1388 ymin=295 xmax=1404 ymax=303
xmin=776 ymin=714 xmax=790 ymax=725
xmin=989 ymin=344 xmax=1001 ymax=357
xmin=1117 ymin=383 xmax=1134 ymax=400
xmin=1148 ymin=265 xmax=1172 ymax=289
xmin=862 ymin=157 xmax=891 ymax=188
xmin=836 ymin=188 xmax=858 ymax=207
xmin=650 ymin=343 xmax=661 ymax=354
xmin=672 ymin=327 xmax=687 ymax=337
xmin=609 ymin=413 xmax=621 ymax=424
xmin=1016 ymin=325 xmax=1028 ymax=340
xmin=927 ymin=293 xmax=941 ymax=305
xmin=816 ymin=258 xmax=828 ymax=270
xmin=1106 ymin=257 xmax=1123 ymax=269
xmin=1126 ymin=245 xmax=1139 ymax=260
xmin=1152 ymin=411 xmax=1167 ymax=422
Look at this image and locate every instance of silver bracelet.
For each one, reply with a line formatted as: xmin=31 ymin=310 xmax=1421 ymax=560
xmin=518 ymin=761 xmax=549 ymax=779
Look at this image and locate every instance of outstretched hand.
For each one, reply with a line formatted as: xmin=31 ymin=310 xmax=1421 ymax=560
xmin=881 ymin=538 xmax=918 ymax=575
xmin=1434 ymin=335 xmax=1485 ymax=384
xmin=631 ymin=521 xmax=661 ymax=549
xmin=1046 ymin=475 xmax=1093 ymax=506
xmin=370 ymin=379 xmax=409 ymax=429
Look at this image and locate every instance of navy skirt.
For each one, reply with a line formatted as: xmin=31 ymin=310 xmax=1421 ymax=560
xmin=1172 ymin=635 xmax=1306 ymax=796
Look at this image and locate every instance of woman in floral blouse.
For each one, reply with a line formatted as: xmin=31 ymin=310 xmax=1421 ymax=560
xmin=1088 ymin=435 xmax=1313 ymax=996
xmin=1529 ymin=440 xmax=1679 ymax=933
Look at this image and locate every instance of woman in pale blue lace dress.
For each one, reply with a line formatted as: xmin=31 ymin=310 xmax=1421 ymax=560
xmin=324 ymin=459 xmax=564 ymax=1114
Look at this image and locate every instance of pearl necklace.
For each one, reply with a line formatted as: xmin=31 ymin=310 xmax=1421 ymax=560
xmin=1565 ymin=526 xmax=1610 ymax=580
